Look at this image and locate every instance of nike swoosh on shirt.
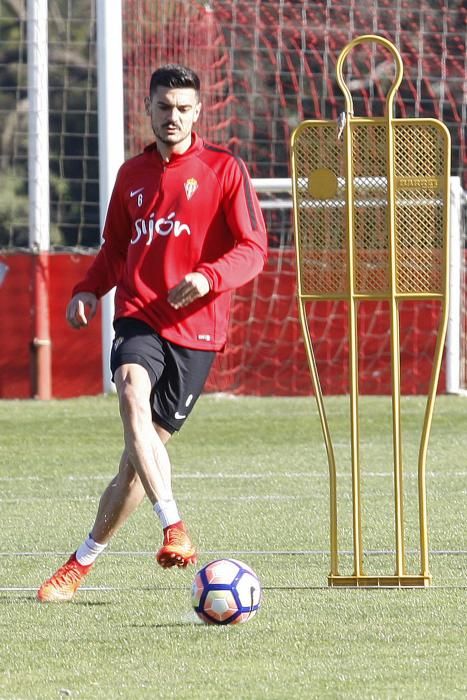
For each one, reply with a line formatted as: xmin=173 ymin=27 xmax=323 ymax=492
xmin=174 ymin=411 xmax=186 ymax=420
xmin=130 ymin=187 xmax=144 ymax=197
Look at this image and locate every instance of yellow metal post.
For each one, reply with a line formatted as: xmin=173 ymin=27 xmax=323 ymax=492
xmin=291 ymin=35 xmax=450 ymax=587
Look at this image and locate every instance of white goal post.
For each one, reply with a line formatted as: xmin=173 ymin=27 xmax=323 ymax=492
xmin=97 ymin=0 xmax=124 ymax=394
xmin=446 ymin=177 xmax=466 ymax=395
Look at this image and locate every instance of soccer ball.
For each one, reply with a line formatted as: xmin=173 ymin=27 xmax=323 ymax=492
xmin=192 ymin=558 xmax=262 ymax=625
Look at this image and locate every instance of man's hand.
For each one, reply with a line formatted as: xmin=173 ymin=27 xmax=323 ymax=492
xmin=167 ymin=273 xmax=210 ymax=309
xmin=66 ymin=292 xmax=98 ymax=329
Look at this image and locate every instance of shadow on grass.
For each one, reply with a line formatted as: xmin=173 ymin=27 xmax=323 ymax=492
xmin=0 ymin=595 xmax=115 ymax=607
xmin=127 ymin=622 xmax=200 ymax=629
xmin=0 ymin=594 xmax=38 ymax=603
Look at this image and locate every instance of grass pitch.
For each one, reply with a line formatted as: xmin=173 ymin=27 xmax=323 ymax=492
xmin=0 ymin=394 xmax=466 ymax=699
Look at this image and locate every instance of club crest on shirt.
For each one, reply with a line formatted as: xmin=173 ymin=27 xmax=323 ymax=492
xmin=184 ymin=178 xmax=198 ymax=201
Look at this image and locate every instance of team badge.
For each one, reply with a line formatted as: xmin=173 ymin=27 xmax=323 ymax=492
xmin=184 ymin=177 xmax=198 ymax=200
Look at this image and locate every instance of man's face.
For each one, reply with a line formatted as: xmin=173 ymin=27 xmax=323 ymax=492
xmin=145 ymin=86 xmax=201 ymax=148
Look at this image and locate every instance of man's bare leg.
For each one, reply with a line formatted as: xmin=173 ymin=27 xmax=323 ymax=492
xmin=37 ymin=363 xmax=193 ymax=601
xmin=114 ymin=363 xmax=174 ymax=506
xmin=91 ymin=420 xmax=171 ymax=544
xmin=112 ymin=363 xmax=196 ymax=567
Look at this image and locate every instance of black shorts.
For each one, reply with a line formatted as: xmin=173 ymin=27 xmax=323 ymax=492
xmin=110 ymin=317 xmax=216 ymax=433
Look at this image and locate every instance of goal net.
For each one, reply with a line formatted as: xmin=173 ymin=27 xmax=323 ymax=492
xmin=0 ymin=0 xmax=466 ymax=397
xmin=121 ymin=0 xmax=466 ymax=395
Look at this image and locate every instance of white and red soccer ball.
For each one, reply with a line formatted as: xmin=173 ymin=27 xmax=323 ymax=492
xmin=192 ymin=558 xmax=262 ymax=625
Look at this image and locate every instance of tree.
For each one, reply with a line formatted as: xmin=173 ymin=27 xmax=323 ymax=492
xmin=0 ymin=0 xmax=100 ymax=249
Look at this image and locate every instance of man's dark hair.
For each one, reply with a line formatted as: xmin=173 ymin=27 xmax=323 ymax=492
xmin=149 ymin=64 xmax=200 ymax=97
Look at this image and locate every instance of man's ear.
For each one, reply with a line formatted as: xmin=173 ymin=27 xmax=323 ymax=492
xmin=144 ymin=96 xmax=151 ymax=115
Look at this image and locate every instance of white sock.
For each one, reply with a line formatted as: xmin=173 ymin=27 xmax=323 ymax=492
xmin=153 ymin=499 xmax=181 ymax=529
xmin=75 ymin=533 xmax=108 ymax=566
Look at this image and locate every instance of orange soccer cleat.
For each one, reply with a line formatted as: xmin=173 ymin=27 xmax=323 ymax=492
xmin=37 ymin=553 xmax=93 ymax=603
xmin=156 ymin=524 xmax=197 ymax=569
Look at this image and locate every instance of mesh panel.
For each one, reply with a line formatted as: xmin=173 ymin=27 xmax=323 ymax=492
xmin=293 ymin=117 xmax=449 ymax=300
xmin=292 ymin=123 xmax=347 ymax=296
xmin=393 ymin=123 xmax=447 ymax=294
xmin=351 ymin=124 xmax=390 ymax=294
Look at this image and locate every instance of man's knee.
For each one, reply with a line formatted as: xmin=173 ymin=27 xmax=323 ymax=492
xmin=115 ymin=365 xmax=152 ymax=423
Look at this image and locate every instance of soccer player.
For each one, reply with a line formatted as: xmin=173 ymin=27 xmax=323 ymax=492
xmin=37 ymin=64 xmax=267 ymax=602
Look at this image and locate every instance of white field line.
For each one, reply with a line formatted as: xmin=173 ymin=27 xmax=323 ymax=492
xmin=0 ymin=549 xmax=465 ymax=557
xmin=0 ymin=470 xmax=466 ymax=482
xmin=2 ymin=584 xmax=466 ymax=592
xmin=0 ymin=495 xmax=321 ymax=503
xmin=1 ymin=471 xmax=465 ymax=503
xmin=3 ymin=492 xmax=467 ymax=505
xmin=4 ymin=583 xmax=466 ymax=594
xmin=2 ymin=549 xmax=465 ymax=592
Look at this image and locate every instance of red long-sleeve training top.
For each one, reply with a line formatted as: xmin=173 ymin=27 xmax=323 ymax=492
xmin=73 ymin=133 xmax=268 ymax=351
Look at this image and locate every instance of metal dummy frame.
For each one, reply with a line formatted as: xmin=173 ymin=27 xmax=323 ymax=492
xmin=290 ymin=35 xmax=451 ymax=587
